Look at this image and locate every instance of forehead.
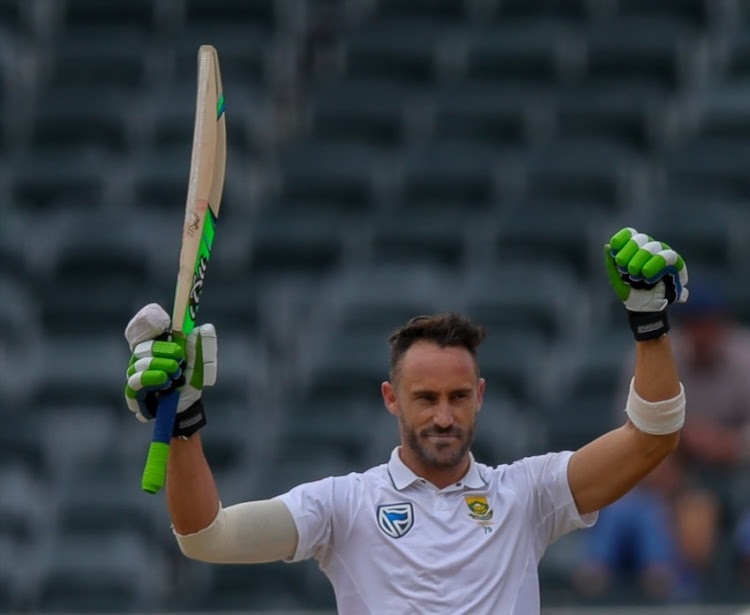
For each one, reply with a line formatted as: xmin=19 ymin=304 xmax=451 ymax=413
xmin=396 ymin=341 xmax=478 ymax=387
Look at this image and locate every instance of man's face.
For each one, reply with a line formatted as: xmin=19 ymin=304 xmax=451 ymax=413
xmin=382 ymin=341 xmax=485 ymax=471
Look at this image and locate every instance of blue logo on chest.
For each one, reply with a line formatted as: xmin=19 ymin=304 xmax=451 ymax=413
xmin=377 ymin=503 xmax=414 ymax=539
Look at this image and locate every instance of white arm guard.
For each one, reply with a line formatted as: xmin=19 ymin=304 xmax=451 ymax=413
xmin=625 ymin=378 xmax=686 ymax=435
xmin=174 ymin=498 xmax=298 ymax=563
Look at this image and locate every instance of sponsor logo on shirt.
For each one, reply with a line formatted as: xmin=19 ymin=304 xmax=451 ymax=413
xmin=377 ymin=503 xmax=414 ymax=538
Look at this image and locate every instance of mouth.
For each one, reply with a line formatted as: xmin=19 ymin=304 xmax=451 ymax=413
xmin=425 ymin=434 xmax=459 ymax=444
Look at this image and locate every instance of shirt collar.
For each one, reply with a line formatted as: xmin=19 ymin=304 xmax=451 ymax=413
xmin=387 ymin=446 xmax=487 ymax=491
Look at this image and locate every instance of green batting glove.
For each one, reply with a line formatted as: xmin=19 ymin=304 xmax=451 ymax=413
xmin=124 ymin=303 xmax=217 ymax=437
xmin=606 ymin=227 xmax=689 ymax=341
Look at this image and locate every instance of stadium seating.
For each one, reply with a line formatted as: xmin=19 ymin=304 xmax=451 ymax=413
xmin=3 ymin=0 xmax=750 ymax=611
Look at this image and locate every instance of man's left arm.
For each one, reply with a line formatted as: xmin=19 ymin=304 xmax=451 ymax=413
xmin=568 ymin=227 xmax=688 ymax=515
xmin=569 ymin=336 xmax=682 ymax=515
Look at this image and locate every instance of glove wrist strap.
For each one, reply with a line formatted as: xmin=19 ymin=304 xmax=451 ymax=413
xmin=173 ymin=399 xmax=207 ymax=438
xmin=627 ymin=310 xmax=670 ymax=341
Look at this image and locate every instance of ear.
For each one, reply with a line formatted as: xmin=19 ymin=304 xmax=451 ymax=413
xmin=382 ymin=381 xmax=399 ymax=417
xmin=477 ymin=378 xmax=485 ymax=413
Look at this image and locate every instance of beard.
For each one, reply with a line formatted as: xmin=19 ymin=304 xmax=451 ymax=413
xmin=400 ymin=415 xmax=475 ymax=470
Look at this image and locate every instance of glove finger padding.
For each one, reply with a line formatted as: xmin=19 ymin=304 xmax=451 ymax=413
xmin=124 ymin=303 xmax=171 ymax=351
xmin=607 ymin=227 xmax=690 ymax=341
xmin=607 ymin=228 xmax=689 ymax=312
xmin=185 ymin=324 xmax=218 ymax=390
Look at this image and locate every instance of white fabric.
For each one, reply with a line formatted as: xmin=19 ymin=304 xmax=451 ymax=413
xmin=175 ymin=499 xmax=297 ymax=563
xmin=124 ymin=303 xmax=171 ymax=350
xmin=625 ymin=378 xmax=686 ymax=435
xmin=278 ymin=447 xmax=596 ymax=615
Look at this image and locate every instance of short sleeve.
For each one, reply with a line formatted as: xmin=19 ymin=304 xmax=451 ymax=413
xmin=277 ymin=477 xmax=336 ymax=563
xmin=512 ymin=451 xmax=597 ymax=549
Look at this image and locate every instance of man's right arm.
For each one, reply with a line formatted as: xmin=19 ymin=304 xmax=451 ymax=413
xmin=124 ymin=304 xmax=298 ymax=563
xmin=168 ymin=433 xmax=298 ymax=563
xmin=167 ymin=434 xmax=220 ymax=535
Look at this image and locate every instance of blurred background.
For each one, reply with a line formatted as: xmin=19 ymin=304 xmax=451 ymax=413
xmin=2 ymin=0 xmax=750 ymax=612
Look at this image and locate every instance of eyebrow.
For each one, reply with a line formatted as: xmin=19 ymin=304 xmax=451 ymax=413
xmin=410 ymin=387 xmax=474 ymax=398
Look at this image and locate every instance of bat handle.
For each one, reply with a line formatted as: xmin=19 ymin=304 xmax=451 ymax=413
xmin=141 ymin=389 xmax=180 ymax=493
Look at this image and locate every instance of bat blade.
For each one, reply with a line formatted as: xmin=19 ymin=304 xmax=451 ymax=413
xmin=141 ymin=45 xmax=226 ymax=494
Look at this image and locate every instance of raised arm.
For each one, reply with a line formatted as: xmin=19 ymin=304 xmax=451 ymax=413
xmin=568 ymin=228 xmax=689 ymax=515
xmin=124 ymin=304 xmax=297 ymax=562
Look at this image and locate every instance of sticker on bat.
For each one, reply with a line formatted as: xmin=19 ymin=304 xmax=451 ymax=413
xmin=188 ymin=254 xmax=209 ymax=321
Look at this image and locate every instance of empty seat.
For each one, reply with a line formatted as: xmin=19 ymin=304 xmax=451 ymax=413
xmin=199 ymin=560 xmax=315 ymax=611
xmin=62 ymin=0 xmax=155 ymax=28
xmin=49 ymin=27 xmax=149 ymax=88
xmin=686 ymin=82 xmax=750 ymax=142
xmin=38 ymin=407 xmax=119 ymax=482
xmin=371 ymin=0 xmax=471 ymax=21
xmin=432 ymin=84 xmax=542 ymax=147
xmin=275 ymin=142 xmax=381 ymax=207
xmin=131 ymin=145 xmax=192 ymax=210
xmin=310 ymin=80 xmax=409 ymax=147
xmin=37 ymin=334 xmax=128 ymax=410
xmin=32 ymin=85 xmax=132 ymax=153
xmin=246 ymin=211 xmax=345 ymax=276
xmin=659 ymin=138 xmax=750 ymax=201
xmin=474 ymin=393 xmax=547 ymax=465
xmin=475 ymin=328 xmax=550 ymax=405
xmin=582 ymin=17 xmax=698 ymax=91
xmin=10 ymin=150 xmax=106 ymax=210
xmin=613 ymin=0 xmax=711 ymax=27
xmin=493 ymin=201 xmax=618 ymax=281
xmin=543 ymin=391 xmax=620 ymax=452
xmin=301 ymin=327 xmax=389 ymax=404
xmin=38 ymin=531 xmax=166 ymax=613
xmin=0 ymin=422 xmax=48 ymax=481
xmin=462 ymin=21 xmax=572 ymax=85
xmin=56 ymin=480 xmax=163 ymax=543
xmin=0 ymin=464 xmax=47 ymax=544
xmin=396 ymin=140 xmax=504 ymax=207
xmin=184 ymin=0 xmax=275 ymax=28
xmin=464 ymin=261 xmax=583 ymax=344
xmin=342 ymin=20 xmax=447 ymax=83
xmin=371 ymin=210 xmax=477 ymax=269
xmin=521 ymin=139 xmax=637 ymax=206
xmin=723 ymin=24 xmax=750 ymax=81
xmin=492 ymin=0 xmax=590 ymax=21
xmin=554 ymin=83 xmax=668 ymax=152
xmin=649 ymin=204 xmax=732 ymax=272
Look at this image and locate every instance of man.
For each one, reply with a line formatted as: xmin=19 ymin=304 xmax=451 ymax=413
xmin=124 ymin=227 xmax=689 ymax=614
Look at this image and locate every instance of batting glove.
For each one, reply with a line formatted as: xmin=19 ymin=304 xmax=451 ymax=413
xmin=606 ymin=227 xmax=689 ymax=341
xmin=124 ymin=303 xmax=217 ymax=438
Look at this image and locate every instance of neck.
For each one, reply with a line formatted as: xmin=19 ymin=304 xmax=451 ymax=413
xmin=398 ymin=446 xmax=471 ymax=489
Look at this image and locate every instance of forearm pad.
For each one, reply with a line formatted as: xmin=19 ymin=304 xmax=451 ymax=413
xmin=174 ymin=499 xmax=298 ymax=563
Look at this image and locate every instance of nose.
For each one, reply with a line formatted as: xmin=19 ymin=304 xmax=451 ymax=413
xmin=433 ymin=404 xmax=454 ymax=428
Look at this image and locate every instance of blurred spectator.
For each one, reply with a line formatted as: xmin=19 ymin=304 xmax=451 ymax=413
xmin=574 ymin=282 xmax=750 ymax=601
xmin=735 ymin=511 xmax=750 ymax=588
xmin=572 ymin=455 xmax=704 ymax=603
xmin=670 ymin=283 xmax=750 ymax=484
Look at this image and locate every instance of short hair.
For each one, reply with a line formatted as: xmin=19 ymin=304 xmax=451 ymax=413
xmin=388 ymin=313 xmax=487 ymax=380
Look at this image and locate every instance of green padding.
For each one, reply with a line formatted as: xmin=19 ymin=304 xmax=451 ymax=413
xmin=141 ymin=441 xmax=170 ymax=493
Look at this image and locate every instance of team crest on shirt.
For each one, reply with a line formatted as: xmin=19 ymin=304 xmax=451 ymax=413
xmin=377 ymin=503 xmax=414 ymax=538
xmin=465 ymin=495 xmax=494 ymax=522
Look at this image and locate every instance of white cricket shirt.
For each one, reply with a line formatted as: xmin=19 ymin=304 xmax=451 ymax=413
xmin=278 ymin=447 xmax=597 ymax=614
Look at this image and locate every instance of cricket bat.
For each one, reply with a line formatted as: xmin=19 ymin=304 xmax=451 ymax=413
xmin=141 ymin=45 xmax=227 ymax=494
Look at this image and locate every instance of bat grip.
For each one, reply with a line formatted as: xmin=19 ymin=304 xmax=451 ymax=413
xmin=141 ymin=389 xmax=180 ymax=493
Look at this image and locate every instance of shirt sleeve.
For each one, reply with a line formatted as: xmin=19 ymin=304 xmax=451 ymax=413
xmin=277 ymin=476 xmax=337 ymax=563
xmin=511 ymin=451 xmax=598 ymax=550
